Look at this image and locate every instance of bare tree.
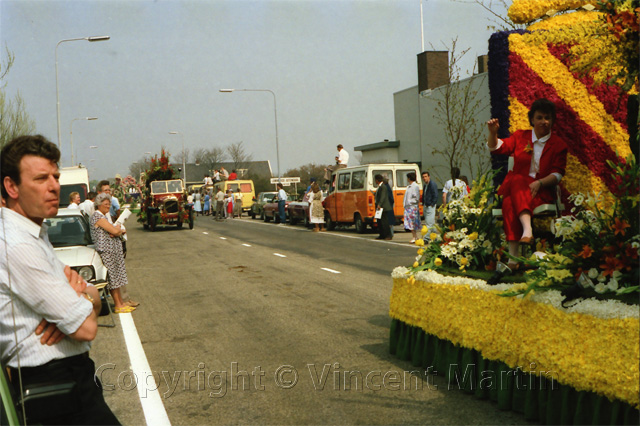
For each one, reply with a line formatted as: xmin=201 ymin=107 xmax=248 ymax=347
xmin=194 ymin=146 xmax=227 ymax=174
xmin=429 ymin=38 xmax=490 ymax=183
xmin=226 ymin=141 xmax=253 ymax=172
xmin=454 ymin=0 xmax=524 ymax=31
xmin=1 ymin=47 xmax=36 ymax=148
xmin=173 ymin=148 xmax=190 ymax=165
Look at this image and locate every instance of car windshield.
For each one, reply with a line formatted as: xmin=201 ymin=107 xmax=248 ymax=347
xmin=45 ymin=214 xmax=93 ymax=247
xmin=151 ymin=180 xmax=183 ymax=194
xmin=261 ymin=193 xmax=276 ymax=202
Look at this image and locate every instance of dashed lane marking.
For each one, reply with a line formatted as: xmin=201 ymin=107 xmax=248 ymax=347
xmin=242 ymin=243 xmax=252 ymax=247
xmin=273 ymin=253 xmax=287 ymax=257
xmin=321 ymin=268 xmax=341 ymax=274
xmin=220 ymin=237 xmax=227 ymax=240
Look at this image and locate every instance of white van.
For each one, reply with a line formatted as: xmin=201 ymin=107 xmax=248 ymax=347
xmin=59 ymin=165 xmax=90 ymax=207
xmin=323 ymin=163 xmax=422 ymax=232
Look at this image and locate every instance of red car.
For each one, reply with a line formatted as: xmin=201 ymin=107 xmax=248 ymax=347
xmin=262 ymin=194 xmax=296 ymax=223
xmin=287 ymin=191 xmax=326 ymax=227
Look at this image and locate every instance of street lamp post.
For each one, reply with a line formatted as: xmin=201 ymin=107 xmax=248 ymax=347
xmin=70 ymin=117 xmax=98 ymax=166
xmin=55 ymin=35 xmax=110 ymax=148
xmin=219 ymin=88 xmax=281 ymax=180
xmin=168 ymin=131 xmax=186 ymax=182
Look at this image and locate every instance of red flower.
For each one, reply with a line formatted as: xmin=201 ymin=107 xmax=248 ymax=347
xmin=600 ymin=255 xmax=622 ymax=277
xmin=577 ymin=245 xmax=593 ymax=259
xmin=612 ymin=218 xmax=630 ymax=236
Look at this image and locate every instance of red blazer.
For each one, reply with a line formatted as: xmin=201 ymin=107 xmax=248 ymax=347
xmin=492 ymin=130 xmax=568 ymax=203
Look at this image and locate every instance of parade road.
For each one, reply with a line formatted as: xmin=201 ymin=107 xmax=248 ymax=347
xmin=91 ymin=216 xmax=526 ymax=425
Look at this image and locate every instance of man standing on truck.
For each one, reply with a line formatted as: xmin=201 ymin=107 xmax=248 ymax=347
xmin=323 ymin=144 xmax=349 ymax=183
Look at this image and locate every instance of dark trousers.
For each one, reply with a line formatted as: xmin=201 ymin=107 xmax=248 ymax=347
xmin=10 ymin=353 xmax=120 ymax=425
xmin=278 ymin=200 xmax=286 ymax=223
xmin=378 ymin=210 xmax=390 ymax=239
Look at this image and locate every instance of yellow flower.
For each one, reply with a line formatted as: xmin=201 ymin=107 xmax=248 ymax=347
xmin=413 ymin=261 xmax=419 ymax=268
xmin=415 ymin=239 xmax=425 ymax=246
xmin=434 ymin=258 xmax=442 ymax=266
xmin=459 ymin=257 xmax=469 ymax=270
xmin=421 ymin=226 xmax=428 ymax=236
xmin=430 ymin=232 xmax=438 ymax=241
xmin=469 ymin=232 xmax=478 ymax=241
xmin=417 ymin=249 xmax=425 ymax=255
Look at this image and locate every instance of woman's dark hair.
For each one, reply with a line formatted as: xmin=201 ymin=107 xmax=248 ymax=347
xmin=528 ymin=98 xmax=556 ymax=126
xmin=450 ymin=167 xmax=460 ymax=182
xmin=407 ymin=172 xmax=416 ymax=182
xmin=1 ymin=135 xmax=60 ymax=199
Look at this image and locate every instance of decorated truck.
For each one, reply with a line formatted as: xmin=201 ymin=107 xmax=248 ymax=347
xmin=137 ymin=150 xmax=194 ymax=231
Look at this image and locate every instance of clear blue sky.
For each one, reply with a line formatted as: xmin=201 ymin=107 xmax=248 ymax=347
xmin=1 ymin=0 xmax=508 ymax=180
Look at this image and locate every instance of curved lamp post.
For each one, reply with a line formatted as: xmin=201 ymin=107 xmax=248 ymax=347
xmin=55 ymin=35 xmax=110 ymax=147
xmin=70 ymin=117 xmax=98 ymax=166
xmin=168 ymin=131 xmax=186 ymax=182
xmin=219 ymin=88 xmax=281 ymax=180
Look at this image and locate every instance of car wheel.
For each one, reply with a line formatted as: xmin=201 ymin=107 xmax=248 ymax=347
xmin=289 ymin=211 xmax=298 ymax=225
xmin=148 ymin=214 xmax=156 ymax=232
xmin=189 ymin=209 xmax=195 ymax=229
xmin=260 ymin=211 xmax=265 ymax=221
xmin=264 ymin=212 xmax=271 ymax=222
xmin=304 ymin=214 xmax=310 ymax=228
xmin=325 ymin=211 xmax=336 ymax=230
xmin=250 ymin=211 xmax=256 ymax=219
xmin=354 ymin=214 xmax=366 ymax=234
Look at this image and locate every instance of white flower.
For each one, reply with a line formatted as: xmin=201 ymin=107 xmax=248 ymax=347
xmin=597 ymin=273 xmax=607 ymax=283
xmin=607 ymin=279 xmax=619 ymax=291
xmin=573 ymin=193 xmax=585 ymax=206
xmin=612 ymin=270 xmax=622 ymax=280
xmin=594 ymin=283 xmax=607 ymax=294
xmin=587 ymin=268 xmax=599 ymax=279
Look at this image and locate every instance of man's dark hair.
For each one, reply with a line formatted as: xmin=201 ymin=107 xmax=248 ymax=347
xmin=97 ymin=180 xmax=110 ymax=191
xmin=422 ymin=171 xmax=430 ymax=177
xmin=337 ymin=144 xmax=343 ymax=149
xmin=451 ymin=167 xmax=461 ymax=181
xmin=528 ymin=98 xmax=556 ymax=126
xmin=1 ymin=135 xmax=60 ymax=199
xmin=407 ymin=172 xmax=416 ymax=182
xmin=374 ymin=174 xmax=383 ymax=183
xmin=87 ymin=191 xmax=97 ymax=200
xmin=277 ymin=183 xmax=283 ymax=189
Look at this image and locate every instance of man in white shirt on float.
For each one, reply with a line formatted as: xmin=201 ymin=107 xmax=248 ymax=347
xmin=324 ymin=144 xmax=349 ymax=183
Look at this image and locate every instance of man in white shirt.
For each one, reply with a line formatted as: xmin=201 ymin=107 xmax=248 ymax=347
xmin=276 ymin=183 xmax=287 ymax=224
xmin=0 ymin=134 xmax=119 ymax=425
xmin=215 ymin=187 xmax=225 ymax=220
xmin=324 ymin=144 xmax=349 ymax=182
xmin=79 ymin=191 xmax=96 ymax=216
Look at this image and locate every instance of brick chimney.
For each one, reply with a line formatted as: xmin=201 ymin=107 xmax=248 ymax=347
xmin=477 ymin=55 xmax=489 ymax=74
xmin=417 ymin=51 xmax=449 ymax=93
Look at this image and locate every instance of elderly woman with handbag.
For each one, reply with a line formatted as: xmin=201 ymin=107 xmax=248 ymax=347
xmin=90 ymin=193 xmax=135 ymax=314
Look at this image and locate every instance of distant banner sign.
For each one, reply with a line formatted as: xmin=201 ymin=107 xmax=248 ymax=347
xmin=270 ymin=177 xmax=300 ymax=184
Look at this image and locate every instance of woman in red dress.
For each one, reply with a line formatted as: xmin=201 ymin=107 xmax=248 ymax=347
xmin=487 ymin=98 xmax=568 ymax=282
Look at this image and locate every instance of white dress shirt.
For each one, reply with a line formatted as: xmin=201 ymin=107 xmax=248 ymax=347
xmin=338 ymin=148 xmax=349 ymax=166
xmin=0 ymin=208 xmax=92 ymax=368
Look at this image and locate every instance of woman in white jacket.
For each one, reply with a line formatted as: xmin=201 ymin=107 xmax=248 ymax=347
xmin=403 ymin=172 xmax=421 ymax=243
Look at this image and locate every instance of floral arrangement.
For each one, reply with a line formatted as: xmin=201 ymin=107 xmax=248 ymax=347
xmin=488 ymin=3 xmax=635 ymax=205
xmin=389 ymin=272 xmax=639 ymax=408
xmin=407 ymin=173 xmax=505 ymax=276
xmin=505 ymin=154 xmax=640 ymax=297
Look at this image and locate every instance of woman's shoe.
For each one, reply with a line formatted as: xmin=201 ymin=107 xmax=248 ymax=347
xmin=519 ymin=236 xmax=534 ymax=245
xmin=487 ymin=262 xmax=513 ymax=285
xmin=115 ymin=306 xmax=136 ymax=314
xmin=409 ymin=239 xmax=416 ymax=244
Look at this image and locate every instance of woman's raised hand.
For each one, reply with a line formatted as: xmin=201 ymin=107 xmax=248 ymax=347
xmin=487 ymin=118 xmax=500 ymax=134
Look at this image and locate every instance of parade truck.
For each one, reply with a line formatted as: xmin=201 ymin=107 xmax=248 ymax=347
xmin=137 ymin=150 xmax=194 ymax=231
xmin=59 ymin=165 xmax=90 ymax=207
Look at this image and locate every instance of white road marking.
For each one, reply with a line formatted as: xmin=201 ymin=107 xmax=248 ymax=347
xmin=202 ymin=232 xmax=209 ymax=235
xmin=321 ymin=267 xmax=341 ymax=274
xmin=273 ymin=253 xmax=287 ymax=257
xmin=119 ymin=313 xmax=172 ymax=426
xmin=242 ymin=243 xmax=252 ymax=247
xmin=220 ymin=237 xmax=227 ymax=240
xmin=238 ymin=219 xmax=415 ymax=247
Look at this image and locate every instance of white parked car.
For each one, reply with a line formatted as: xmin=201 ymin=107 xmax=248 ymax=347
xmin=44 ymin=208 xmax=108 ymax=285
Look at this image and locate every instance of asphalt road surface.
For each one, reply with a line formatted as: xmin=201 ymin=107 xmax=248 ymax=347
xmin=91 ymin=214 xmax=526 ymax=425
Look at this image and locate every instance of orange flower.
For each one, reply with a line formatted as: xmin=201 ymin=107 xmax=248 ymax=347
xmin=600 ymin=255 xmax=622 ymax=277
xmin=577 ymin=244 xmax=594 ymax=259
xmin=612 ymin=218 xmax=630 ymax=236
